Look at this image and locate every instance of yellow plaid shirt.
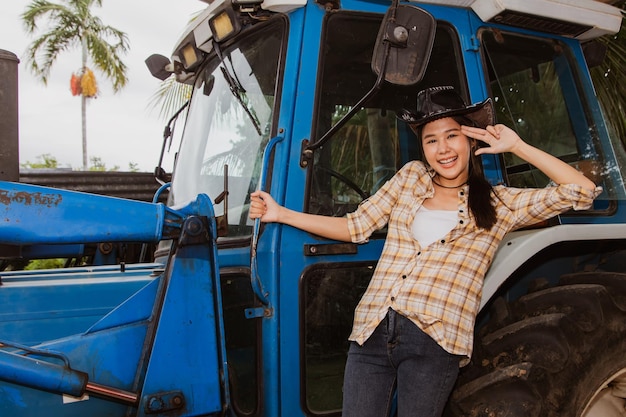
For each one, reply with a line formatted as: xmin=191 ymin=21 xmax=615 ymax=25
xmin=346 ymin=160 xmax=600 ymax=365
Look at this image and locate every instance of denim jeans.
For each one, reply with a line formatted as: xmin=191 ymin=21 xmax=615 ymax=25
xmin=342 ymin=309 xmax=461 ymax=417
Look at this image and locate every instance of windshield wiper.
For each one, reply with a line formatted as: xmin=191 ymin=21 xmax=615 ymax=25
xmin=214 ymin=42 xmax=263 ymax=136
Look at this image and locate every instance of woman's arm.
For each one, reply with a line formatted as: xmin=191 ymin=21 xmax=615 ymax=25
xmin=461 ymin=124 xmax=597 ymax=192
xmin=249 ymin=190 xmax=352 ymax=242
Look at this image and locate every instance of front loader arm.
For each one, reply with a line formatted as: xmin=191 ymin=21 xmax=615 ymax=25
xmin=0 ymin=181 xmax=183 ymax=245
xmin=0 ymin=181 xmax=232 ymax=417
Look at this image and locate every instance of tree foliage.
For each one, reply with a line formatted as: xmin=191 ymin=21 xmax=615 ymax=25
xmin=21 ymin=0 xmax=130 ymax=170
xmin=88 ymin=156 xmax=119 ymax=171
xmin=21 ymin=153 xmax=59 ymax=169
xmin=590 ymin=1 xmax=626 ymax=145
xmin=20 ymin=153 xmax=139 ymax=171
xmin=21 ymin=0 xmax=129 ymax=90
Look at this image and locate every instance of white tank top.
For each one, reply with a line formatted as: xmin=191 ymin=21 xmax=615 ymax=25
xmin=412 ymin=205 xmax=458 ymax=246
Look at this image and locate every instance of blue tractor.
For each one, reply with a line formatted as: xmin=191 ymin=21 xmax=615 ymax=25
xmin=1 ymin=0 xmax=625 ymax=416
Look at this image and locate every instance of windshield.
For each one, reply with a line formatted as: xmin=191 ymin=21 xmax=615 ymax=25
xmin=169 ymin=20 xmax=285 ymax=237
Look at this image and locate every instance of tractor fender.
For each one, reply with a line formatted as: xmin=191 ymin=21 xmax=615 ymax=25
xmin=482 ymin=223 xmax=626 ymax=309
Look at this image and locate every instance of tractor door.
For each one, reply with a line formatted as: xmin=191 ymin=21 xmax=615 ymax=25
xmin=293 ymin=9 xmax=471 ymax=415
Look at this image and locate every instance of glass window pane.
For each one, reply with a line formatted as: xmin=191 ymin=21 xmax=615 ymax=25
xmin=309 ymin=12 xmax=465 ymax=217
xmin=221 ymin=271 xmax=259 ymax=414
xmin=481 ymin=30 xmax=609 ymax=191
xmin=170 ymin=20 xmax=285 ymax=237
xmin=302 ymin=264 xmax=374 ymax=414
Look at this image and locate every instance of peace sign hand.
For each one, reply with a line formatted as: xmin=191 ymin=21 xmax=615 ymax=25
xmin=461 ymin=124 xmax=523 ymax=156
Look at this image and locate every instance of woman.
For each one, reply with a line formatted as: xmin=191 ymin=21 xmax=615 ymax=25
xmin=249 ymin=86 xmax=599 ymax=417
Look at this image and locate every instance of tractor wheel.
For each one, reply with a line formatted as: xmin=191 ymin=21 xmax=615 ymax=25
xmin=446 ymin=271 xmax=626 ymax=417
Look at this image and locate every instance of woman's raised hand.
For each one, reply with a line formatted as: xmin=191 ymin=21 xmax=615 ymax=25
xmin=461 ymin=124 xmax=522 ymax=156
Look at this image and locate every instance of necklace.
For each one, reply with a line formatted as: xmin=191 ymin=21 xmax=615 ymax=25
xmin=432 ymin=177 xmax=467 ymax=189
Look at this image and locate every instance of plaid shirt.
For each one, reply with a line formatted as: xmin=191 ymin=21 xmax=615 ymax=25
xmin=346 ymin=160 xmax=600 ymax=365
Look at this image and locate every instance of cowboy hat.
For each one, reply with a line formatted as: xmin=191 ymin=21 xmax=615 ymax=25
xmin=397 ymin=86 xmax=494 ymax=128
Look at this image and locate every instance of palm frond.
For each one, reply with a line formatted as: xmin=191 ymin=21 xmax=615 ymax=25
xmin=25 ymin=26 xmax=78 ymax=82
xmin=147 ymin=76 xmax=193 ymax=121
xmin=84 ymin=30 xmax=129 ymax=91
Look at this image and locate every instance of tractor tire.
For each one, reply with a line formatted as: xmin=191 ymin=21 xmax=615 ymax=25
xmin=446 ymin=271 xmax=626 ymax=417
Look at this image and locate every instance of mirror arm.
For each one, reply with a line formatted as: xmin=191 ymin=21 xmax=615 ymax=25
xmin=301 ymin=40 xmax=392 ymax=161
xmin=154 ymin=100 xmax=190 ymax=184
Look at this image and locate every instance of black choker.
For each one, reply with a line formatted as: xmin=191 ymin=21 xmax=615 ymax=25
xmin=432 ymin=178 xmax=467 ymax=189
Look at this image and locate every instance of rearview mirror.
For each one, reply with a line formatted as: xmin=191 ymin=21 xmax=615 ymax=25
xmin=371 ymin=5 xmax=436 ymax=86
xmin=145 ymin=54 xmax=173 ymax=81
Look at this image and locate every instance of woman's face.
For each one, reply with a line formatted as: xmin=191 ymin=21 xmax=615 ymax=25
xmin=421 ymin=117 xmax=472 ymax=186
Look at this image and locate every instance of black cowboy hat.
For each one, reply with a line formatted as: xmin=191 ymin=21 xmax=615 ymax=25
xmin=397 ymin=86 xmax=495 ymax=128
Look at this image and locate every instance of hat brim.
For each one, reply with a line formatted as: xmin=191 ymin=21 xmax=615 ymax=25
xmin=398 ymin=97 xmax=495 ymax=128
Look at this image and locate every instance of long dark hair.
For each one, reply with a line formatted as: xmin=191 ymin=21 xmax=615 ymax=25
xmin=417 ymin=116 xmax=497 ymax=230
xmin=467 ymin=143 xmax=497 ymax=230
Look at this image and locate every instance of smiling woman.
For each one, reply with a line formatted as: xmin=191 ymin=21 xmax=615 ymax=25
xmin=249 ymin=82 xmax=600 ymax=417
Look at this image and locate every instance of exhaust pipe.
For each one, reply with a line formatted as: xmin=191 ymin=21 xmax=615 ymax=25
xmin=0 ymin=49 xmax=20 ymax=182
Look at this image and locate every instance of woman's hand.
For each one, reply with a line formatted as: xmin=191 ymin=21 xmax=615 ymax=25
xmin=249 ymin=190 xmax=281 ymax=222
xmin=249 ymin=190 xmax=352 ymax=241
xmin=461 ymin=124 xmax=522 ymax=156
xmin=462 ymin=124 xmax=596 ymax=191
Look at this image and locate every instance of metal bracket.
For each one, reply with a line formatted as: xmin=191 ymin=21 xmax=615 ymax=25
xmin=144 ymin=391 xmax=185 ymax=414
xmin=245 ymin=307 xmax=273 ymax=319
xmin=178 ymin=216 xmax=210 ymax=247
xmin=300 ymin=139 xmax=311 ymax=168
xmin=464 ymin=35 xmax=480 ymax=52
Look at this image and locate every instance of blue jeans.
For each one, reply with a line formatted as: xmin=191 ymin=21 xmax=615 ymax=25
xmin=342 ymin=309 xmax=461 ymax=417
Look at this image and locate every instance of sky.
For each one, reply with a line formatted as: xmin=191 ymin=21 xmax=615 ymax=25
xmin=1 ymin=1 xmax=203 ymax=172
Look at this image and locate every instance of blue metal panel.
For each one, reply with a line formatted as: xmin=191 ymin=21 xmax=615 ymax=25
xmin=0 ymin=194 xmax=229 ymax=417
xmin=0 ymin=264 xmax=159 ymax=345
xmin=252 ymin=5 xmax=309 ymax=417
xmin=266 ymin=3 xmax=324 ymax=415
xmin=137 ymin=196 xmax=230 ymax=417
xmin=0 ymin=280 xmax=156 ymax=416
xmin=0 ymin=181 xmax=167 ymax=245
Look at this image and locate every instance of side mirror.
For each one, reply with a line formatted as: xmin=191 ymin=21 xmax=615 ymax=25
xmin=300 ymin=3 xmax=436 ymax=166
xmin=582 ymin=40 xmax=607 ymax=69
xmin=145 ymin=54 xmax=173 ymax=81
xmin=371 ymin=5 xmax=436 ymax=86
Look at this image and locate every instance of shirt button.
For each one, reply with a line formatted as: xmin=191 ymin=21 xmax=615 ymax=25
xmin=417 ymin=251 xmax=421 ymax=255
xmin=391 ymin=296 xmax=395 ymax=301
xmin=459 ymin=220 xmax=464 ymax=224
xmin=460 ymin=191 xmax=465 ymax=196
xmin=402 ymin=275 xmax=407 ymax=279
xmin=440 ymin=239 xmax=445 ymax=244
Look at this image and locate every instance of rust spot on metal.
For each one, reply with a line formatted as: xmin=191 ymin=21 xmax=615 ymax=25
xmin=0 ymin=190 xmax=62 ymax=207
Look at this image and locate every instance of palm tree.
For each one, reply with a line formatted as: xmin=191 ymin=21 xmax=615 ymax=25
xmin=22 ymin=0 xmax=129 ymax=170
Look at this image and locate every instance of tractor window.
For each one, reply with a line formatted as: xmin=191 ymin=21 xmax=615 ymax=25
xmin=169 ymin=19 xmax=285 ymax=238
xmin=480 ymin=29 xmax=618 ymax=198
xmin=301 ymin=263 xmax=374 ymax=414
xmin=308 ymin=12 xmax=465 ymax=217
xmin=221 ymin=269 xmax=260 ymax=415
